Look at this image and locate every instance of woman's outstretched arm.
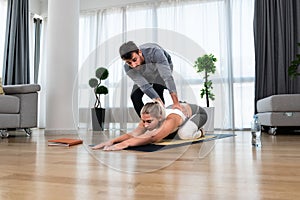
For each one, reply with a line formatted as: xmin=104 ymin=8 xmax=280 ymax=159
xmin=91 ymin=122 xmax=146 ymax=150
xmin=101 ymin=114 xmax=182 ymax=151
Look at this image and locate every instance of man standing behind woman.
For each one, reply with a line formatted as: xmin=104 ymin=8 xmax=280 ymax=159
xmin=119 ymin=41 xmax=181 ymax=117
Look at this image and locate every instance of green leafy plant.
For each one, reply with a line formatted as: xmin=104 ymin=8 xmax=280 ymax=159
xmin=288 ymin=43 xmax=300 ymax=79
xmin=88 ymin=67 xmax=109 ymax=108
xmin=193 ymin=54 xmax=217 ymax=107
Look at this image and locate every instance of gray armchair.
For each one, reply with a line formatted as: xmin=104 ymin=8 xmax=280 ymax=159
xmin=0 ymin=84 xmax=41 ymax=137
xmin=257 ymin=94 xmax=300 ymax=135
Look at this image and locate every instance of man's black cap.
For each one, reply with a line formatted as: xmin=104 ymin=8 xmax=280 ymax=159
xmin=119 ymin=41 xmax=139 ymax=57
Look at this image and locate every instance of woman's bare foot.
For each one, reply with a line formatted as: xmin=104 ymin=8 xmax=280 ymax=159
xmin=199 ymin=128 xmax=205 ymax=137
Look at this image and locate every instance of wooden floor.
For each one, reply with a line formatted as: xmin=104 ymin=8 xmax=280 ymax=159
xmin=1 ymin=128 xmax=300 ymax=200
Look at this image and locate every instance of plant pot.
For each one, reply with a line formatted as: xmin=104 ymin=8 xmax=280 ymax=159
xmin=203 ymin=107 xmax=215 ymax=132
xmin=91 ymin=108 xmax=105 ymax=131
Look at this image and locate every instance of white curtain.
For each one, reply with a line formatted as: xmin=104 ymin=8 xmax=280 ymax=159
xmin=37 ymin=17 xmax=47 ymax=128
xmin=29 ymin=13 xmax=35 ymax=84
xmin=78 ymin=0 xmax=255 ymax=130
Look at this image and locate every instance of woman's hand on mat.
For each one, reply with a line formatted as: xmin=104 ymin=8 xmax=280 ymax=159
xmin=103 ymin=142 xmax=128 ymax=151
xmin=92 ymin=141 xmax=114 ymax=150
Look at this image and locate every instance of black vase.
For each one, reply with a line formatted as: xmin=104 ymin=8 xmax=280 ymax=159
xmin=91 ymin=108 xmax=105 ymax=131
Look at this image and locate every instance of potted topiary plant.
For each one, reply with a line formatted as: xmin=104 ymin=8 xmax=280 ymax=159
xmin=288 ymin=43 xmax=300 ymax=79
xmin=193 ymin=53 xmax=217 ymax=132
xmin=89 ymin=67 xmax=109 ymax=131
xmin=193 ymin=53 xmax=217 ymax=107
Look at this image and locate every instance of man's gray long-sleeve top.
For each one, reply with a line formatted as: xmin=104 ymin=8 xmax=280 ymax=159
xmin=124 ymin=43 xmax=177 ymax=99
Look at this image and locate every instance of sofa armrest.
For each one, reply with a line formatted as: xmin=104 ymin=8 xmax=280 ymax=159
xmin=3 ymin=84 xmax=41 ymax=94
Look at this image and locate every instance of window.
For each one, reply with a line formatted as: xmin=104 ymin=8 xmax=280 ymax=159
xmin=79 ymin=0 xmax=255 ymax=129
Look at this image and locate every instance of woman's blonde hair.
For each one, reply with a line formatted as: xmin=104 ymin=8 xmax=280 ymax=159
xmin=140 ymin=100 xmax=166 ymax=119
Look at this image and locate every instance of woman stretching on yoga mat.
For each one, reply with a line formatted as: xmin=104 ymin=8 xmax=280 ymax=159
xmin=92 ymin=101 xmax=207 ymax=151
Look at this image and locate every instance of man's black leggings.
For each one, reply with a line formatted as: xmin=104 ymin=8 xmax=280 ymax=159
xmin=131 ymin=84 xmax=166 ymax=117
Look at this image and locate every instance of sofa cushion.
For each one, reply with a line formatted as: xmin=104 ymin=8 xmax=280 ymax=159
xmin=0 ymin=114 xmax=20 ymax=128
xmin=257 ymin=112 xmax=300 ymax=126
xmin=257 ymin=94 xmax=300 ymax=112
xmin=0 ymin=95 xmax=20 ymax=113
